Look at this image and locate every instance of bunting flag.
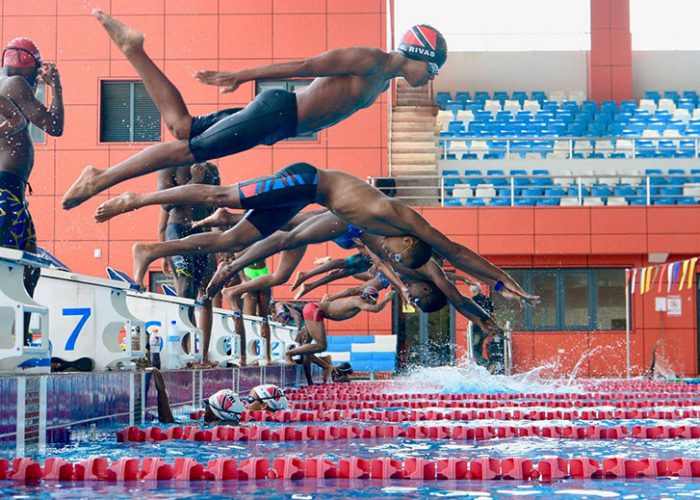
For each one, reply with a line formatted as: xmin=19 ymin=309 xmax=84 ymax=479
xmin=627 ymin=258 xmax=700 ymax=295
xmin=686 ymin=257 xmax=698 ymax=290
xmin=657 ymin=263 xmax=667 ymax=294
xmin=678 ymin=260 xmax=690 ymax=291
xmin=667 ymin=263 xmax=675 ymax=293
xmin=650 ymin=265 xmax=660 ymax=293
xmin=645 ymin=265 xmax=654 ymax=293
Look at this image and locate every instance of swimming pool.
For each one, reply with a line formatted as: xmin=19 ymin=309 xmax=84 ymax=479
xmin=1 ymin=367 xmax=699 ymax=499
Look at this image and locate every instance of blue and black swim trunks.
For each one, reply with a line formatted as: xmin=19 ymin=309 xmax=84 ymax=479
xmin=332 ymin=224 xmax=364 ymax=250
xmin=239 ymin=162 xmax=319 ymax=238
xmin=0 ymin=170 xmax=35 ymax=251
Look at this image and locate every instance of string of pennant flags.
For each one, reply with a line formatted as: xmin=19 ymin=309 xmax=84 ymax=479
xmin=625 ymin=257 xmax=699 ymax=295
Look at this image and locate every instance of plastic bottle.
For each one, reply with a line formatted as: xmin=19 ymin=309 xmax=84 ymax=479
xmin=165 ymin=321 xmax=181 ymax=370
xmin=149 ymin=327 xmax=161 ymax=369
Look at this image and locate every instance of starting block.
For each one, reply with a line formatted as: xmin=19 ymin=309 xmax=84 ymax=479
xmin=34 ymin=265 xmax=147 ymax=371
xmin=269 ymin=320 xmax=299 ymax=362
xmin=208 ymin=307 xmax=242 ymax=366
xmin=0 ymin=247 xmax=51 ymax=372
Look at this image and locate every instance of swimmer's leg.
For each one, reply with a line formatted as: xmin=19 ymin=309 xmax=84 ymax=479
xmin=148 ymin=368 xmax=175 ymax=423
xmin=95 ymin=183 xmax=241 ymax=222
xmin=285 ymin=321 xmax=327 ymax=361
xmin=257 ymin=289 xmax=272 ymax=363
xmin=22 ymin=242 xmax=40 ymax=345
xmin=93 ymin=9 xmax=193 ymax=139
xmin=132 ymin=219 xmax=261 ymax=286
xmin=295 ymin=269 xmax=353 ymax=300
xmin=225 ymin=247 xmax=306 ymax=297
xmin=291 ymin=258 xmax=345 ymax=291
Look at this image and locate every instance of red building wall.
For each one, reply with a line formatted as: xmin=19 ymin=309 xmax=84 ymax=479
xmin=7 ymin=0 xmax=698 ymax=376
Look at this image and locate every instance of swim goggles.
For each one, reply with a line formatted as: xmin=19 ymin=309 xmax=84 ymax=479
xmin=2 ymin=46 xmax=41 ymax=68
xmin=391 ymin=238 xmax=419 ymax=263
xmin=245 ymin=394 xmax=283 ymax=405
xmin=426 ymin=62 xmax=439 ymax=76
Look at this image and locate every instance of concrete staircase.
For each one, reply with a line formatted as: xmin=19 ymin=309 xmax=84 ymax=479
xmin=390 ymin=79 xmax=440 ymax=206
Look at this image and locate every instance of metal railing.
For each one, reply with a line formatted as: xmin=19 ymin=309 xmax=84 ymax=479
xmin=438 ymin=135 xmax=700 ymax=159
xmin=368 ymin=173 xmax=700 ymax=207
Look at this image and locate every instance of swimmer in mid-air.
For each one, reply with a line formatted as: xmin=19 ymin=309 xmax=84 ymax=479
xmin=92 ymin=164 xmax=537 ymax=309
xmin=62 ymin=9 xmax=446 ymax=209
xmin=148 ymin=368 xmax=287 ymax=424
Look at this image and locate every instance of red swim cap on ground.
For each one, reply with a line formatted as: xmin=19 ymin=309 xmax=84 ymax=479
xmin=3 ymin=38 xmax=42 ymax=69
xmin=397 ymin=25 xmax=447 ymax=68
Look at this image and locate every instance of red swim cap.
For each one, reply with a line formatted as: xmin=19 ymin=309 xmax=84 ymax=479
xmin=3 ymin=38 xmax=42 ymax=69
xmin=397 ymin=25 xmax=447 ymax=68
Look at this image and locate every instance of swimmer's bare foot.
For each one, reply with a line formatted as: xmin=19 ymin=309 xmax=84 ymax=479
xmin=205 ymin=261 xmax=237 ymax=299
xmin=293 ymin=283 xmax=309 ymax=301
xmin=132 ymin=242 xmax=158 ymax=286
xmin=93 ymin=9 xmax=145 ymax=56
xmin=95 ymin=192 xmax=141 ymax=222
xmin=62 ymin=165 xmax=105 ymax=209
xmin=323 ymin=364 xmax=334 ymax=383
xmin=290 ymin=271 xmax=306 ymax=291
xmin=285 ymin=354 xmax=295 ymax=365
xmin=192 ymin=208 xmax=236 ymax=229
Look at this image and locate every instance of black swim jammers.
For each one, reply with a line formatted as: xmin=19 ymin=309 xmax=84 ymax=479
xmin=188 ymin=89 xmax=298 ymax=163
xmin=239 ymin=163 xmax=319 ymax=238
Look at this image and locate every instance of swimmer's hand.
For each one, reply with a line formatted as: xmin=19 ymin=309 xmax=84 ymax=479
xmin=474 ymin=317 xmax=504 ymax=338
xmin=38 ymin=63 xmax=61 ymax=88
xmin=194 ymin=70 xmax=242 ymax=93
xmin=499 ymin=287 xmax=540 ymax=308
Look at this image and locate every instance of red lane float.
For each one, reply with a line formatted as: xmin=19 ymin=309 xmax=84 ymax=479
xmin=2 ymin=456 xmax=700 ymax=482
xmin=115 ymin=424 xmax=700 ymax=443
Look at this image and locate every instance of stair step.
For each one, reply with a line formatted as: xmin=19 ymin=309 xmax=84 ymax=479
xmin=392 ymin=105 xmax=435 ymax=113
xmin=391 ymin=116 xmax=436 ymax=125
xmin=392 ymin=125 xmax=439 ymax=134
xmin=391 ymin=131 xmax=436 ymax=141
xmin=392 ymin=153 xmax=437 ymax=165
xmin=391 ymin=146 xmax=437 ymax=155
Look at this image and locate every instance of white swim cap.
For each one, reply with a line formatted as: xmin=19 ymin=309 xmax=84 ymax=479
xmin=252 ymin=384 xmax=288 ymax=411
xmin=206 ymin=389 xmax=245 ymax=421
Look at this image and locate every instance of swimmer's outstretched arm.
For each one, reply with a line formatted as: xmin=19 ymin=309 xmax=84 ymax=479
xmin=196 ymin=48 xmax=391 ymax=92
xmin=385 ymin=201 xmax=539 ymax=306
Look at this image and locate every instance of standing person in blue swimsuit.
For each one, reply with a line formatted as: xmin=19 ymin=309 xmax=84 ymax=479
xmin=62 ymin=10 xmax=446 ymax=209
xmin=0 ymin=37 xmax=64 ymax=344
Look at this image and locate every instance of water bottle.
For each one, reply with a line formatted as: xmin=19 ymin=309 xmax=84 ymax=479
xmin=165 ymin=320 xmax=181 ymax=370
xmin=149 ymin=327 xmax=161 ymax=369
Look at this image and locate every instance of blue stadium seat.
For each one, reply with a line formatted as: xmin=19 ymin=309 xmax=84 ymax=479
xmin=567 ymin=185 xmax=590 ymax=197
xmin=677 ymin=197 xmax=698 ymax=205
xmin=644 ymin=168 xmax=666 ymax=186
xmin=445 ymin=101 xmax=464 ymax=115
xmin=545 ymin=187 xmax=566 ymax=198
xmin=531 ymin=169 xmax=553 ymax=186
xmin=531 ymin=90 xmax=547 ymax=102
xmin=443 ymin=198 xmax=462 ymax=207
xmin=455 ymin=91 xmax=471 ymax=102
xmin=515 ymin=198 xmax=536 ymax=206
xmin=629 ymin=198 xmax=647 ymax=206
xmin=653 ymin=197 xmax=676 ymax=205
xmin=614 ymin=186 xmax=635 ymax=203
xmin=591 ymin=185 xmax=612 ymax=202
xmin=683 ymin=90 xmax=698 ymax=104
xmin=537 ymin=198 xmax=560 ymax=206
xmin=660 ymin=186 xmax=682 ymax=198
xmin=435 ymin=91 xmax=452 ymax=108
xmin=493 ymin=91 xmax=509 ymax=103
xmin=461 ymin=153 xmax=478 ymax=160
xmin=509 ymin=169 xmax=530 ymax=186
xmin=474 ymin=91 xmax=490 ymax=102
xmin=489 ymin=198 xmax=511 ymax=206
xmin=466 ymin=198 xmax=486 ymax=207
xmin=512 ymin=91 xmax=528 ymax=104
xmin=644 ymin=91 xmax=661 ymax=103
xmin=663 ymin=90 xmax=680 ymax=103
xmin=486 ymin=169 xmax=508 ymax=186
xmin=667 ymin=168 xmax=688 ymax=185
xmin=483 ymin=153 xmax=500 ymax=160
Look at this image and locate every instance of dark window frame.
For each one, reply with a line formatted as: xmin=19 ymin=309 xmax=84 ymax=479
xmin=99 ymin=80 xmax=161 ymax=143
xmin=493 ymin=268 xmax=627 ymax=332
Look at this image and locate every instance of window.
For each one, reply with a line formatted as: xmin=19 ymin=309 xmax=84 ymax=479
xmin=100 ymin=81 xmax=160 ymax=142
xmin=256 ymin=81 xmax=317 ymax=141
xmin=29 ymin=83 xmax=45 ymax=144
xmin=492 ymin=268 xmax=626 ymax=331
xmin=394 ymin=0 xmax=590 ymax=52
xmin=631 ymin=0 xmax=700 ymax=50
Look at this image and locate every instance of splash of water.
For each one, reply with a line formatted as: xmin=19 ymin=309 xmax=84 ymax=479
xmin=567 ymin=346 xmax=605 ymax=385
xmin=398 ymin=358 xmax=583 ymax=395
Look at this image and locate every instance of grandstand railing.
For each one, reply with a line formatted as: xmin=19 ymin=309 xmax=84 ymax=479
xmin=368 ymin=174 xmax=700 ymax=207
xmin=438 ymin=135 xmax=700 ymax=159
